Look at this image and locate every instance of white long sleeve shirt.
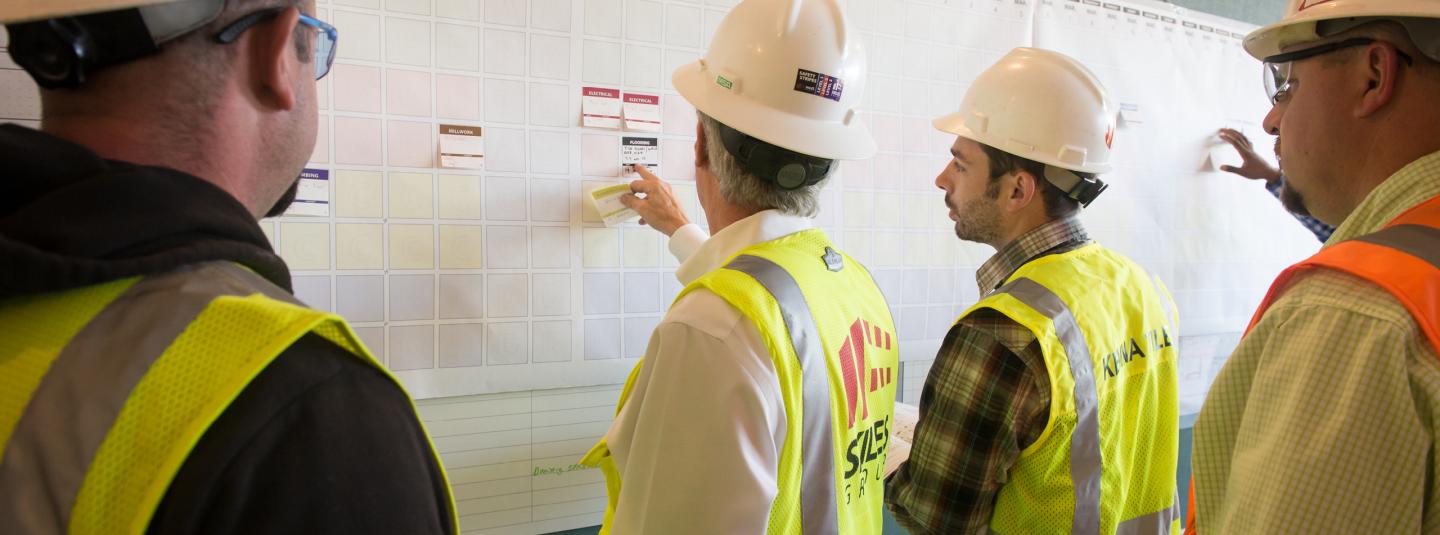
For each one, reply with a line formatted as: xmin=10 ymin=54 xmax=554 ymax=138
xmin=602 ymin=210 xmax=813 ymax=534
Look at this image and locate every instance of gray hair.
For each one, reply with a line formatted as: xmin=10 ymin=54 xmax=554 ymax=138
xmin=698 ymin=112 xmax=827 ymax=218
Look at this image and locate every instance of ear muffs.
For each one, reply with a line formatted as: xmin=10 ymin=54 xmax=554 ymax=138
xmin=715 ymin=122 xmax=835 ymax=191
xmin=7 ymin=9 xmax=159 ymax=89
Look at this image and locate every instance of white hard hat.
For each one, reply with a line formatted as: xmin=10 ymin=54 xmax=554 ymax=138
xmin=934 ymin=47 xmax=1116 ymax=176
xmin=1 ymin=0 xmax=180 ymax=24
xmin=672 ymin=0 xmax=876 ymax=161
xmin=1245 ymin=0 xmax=1440 ymax=60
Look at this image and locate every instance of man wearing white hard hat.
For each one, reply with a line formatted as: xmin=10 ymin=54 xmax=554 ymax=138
xmin=1188 ymin=0 xmax=1440 ymax=532
xmin=578 ymin=0 xmax=898 ymax=532
xmin=885 ymin=48 xmax=1182 ymax=534
xmin=0 ymin=1 xmax=455 ymax=534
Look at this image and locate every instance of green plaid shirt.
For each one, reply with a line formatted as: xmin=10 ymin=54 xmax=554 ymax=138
xmin=886 ymin=216 xmax=1089 ymax=534
xmin=1193 ymin=149 xmax=1440 ymax=532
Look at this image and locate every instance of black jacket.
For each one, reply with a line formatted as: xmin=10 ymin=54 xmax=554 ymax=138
xmin=0 ymin=124 xmax=453 ymax=535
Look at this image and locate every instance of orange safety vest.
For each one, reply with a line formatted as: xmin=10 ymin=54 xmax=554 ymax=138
xmin=1184 ymin=195 xmax=1440 ymax=533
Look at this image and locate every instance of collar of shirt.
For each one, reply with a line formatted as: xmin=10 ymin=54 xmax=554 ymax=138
xmin=975 ymin=215 xmax=1091 ymax=295
xmin=675 ymin=209 xmax=814 ymax=285
xmin=1326 ymin=149 xmax=1440 ymax=246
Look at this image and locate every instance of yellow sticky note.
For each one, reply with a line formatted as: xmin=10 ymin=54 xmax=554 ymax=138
xmin=390 ymin=224 xmax=435 ymax=269
xmin=438 ymin=225 xmax=485 ymax=269
xmin=437 ymin=174 xmax=483 ymax=219
xmin=623 ymin=228 xmax=659 ymax=267
xmin=389 ymin=172 xmax=435 ymax=219
xmin=588 ymin=183 xmax=641 ymax=227
xmin=335 ymin=170 xmax=382 ymax=218
xmin=583 ymin=228 xmax=621 ymax=268
xmin=280 ymin=222 xmax=331 ymax=270
xmin=336 ymin=223 xmax=384 ymax=270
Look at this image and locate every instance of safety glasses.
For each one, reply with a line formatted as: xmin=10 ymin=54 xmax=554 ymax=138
xmin=1262 ymin=37 xmax=1412 ymax=105
xmin=216 ymin=7 xmax=339 ymax=80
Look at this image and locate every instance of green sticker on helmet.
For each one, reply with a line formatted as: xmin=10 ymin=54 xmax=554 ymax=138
xmin=715 ymin=75 xmax=733 ymax=90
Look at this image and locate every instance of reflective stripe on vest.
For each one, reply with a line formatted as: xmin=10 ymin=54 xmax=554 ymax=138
xmin=0 ymin=263 xmax=299 ymax=534
xmin=1115 ymin=491 xmax=1179 ymax=535
xmin=994 ymin=277 xmax=1102 ymax=535
xmin=724 ymin=254 xmax=839 ymax=535
xmin=1356 ymin=224 xmax=1440 ymax=267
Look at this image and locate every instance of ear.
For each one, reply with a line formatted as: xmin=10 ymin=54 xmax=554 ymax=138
xmin=1355 ymin=42 xmax=1405 ymax=118
xmin=1006 ymin=170 xmax=1041 ymax=213
xmin=694 ymin=120 xmax=710 ymax=169
xmin=247 ymin=7 xmax=303 ymax=111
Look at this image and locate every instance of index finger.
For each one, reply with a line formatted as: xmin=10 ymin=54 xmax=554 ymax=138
xmin=634 ymin=164 xmax=663 ymax=182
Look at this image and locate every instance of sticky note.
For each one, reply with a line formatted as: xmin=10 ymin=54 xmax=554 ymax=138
xmin=1119 ymin=103 xmax=1145 ymax=125
xmin=622 ymin=92 xmax=661 ymax=132
xmin=588 ymin=183 xmax=641 ymax=227
xmin=438 ymin=124 xmax=484 ymax=169
xmin=619 ymin=136 xmax=659 ymax=178
xmin=582 ymin=86 xmax=622 ymax=129
xmin=285 ymin=168 xmax=330 ymax=217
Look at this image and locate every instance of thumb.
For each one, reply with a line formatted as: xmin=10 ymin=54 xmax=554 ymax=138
xmin=1219 ymin=165 xmax=1234 ymax=172
xmin=619 ymin=194 xmax=641 ymax=208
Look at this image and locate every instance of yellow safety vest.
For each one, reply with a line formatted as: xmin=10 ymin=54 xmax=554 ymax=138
xmin=581 ymin=229 xmax=899 ymax=534
xmin=0 ymin=262 xmax=458 ymax=535
xmin=962 ymin=243 xmax=1180 ymax=534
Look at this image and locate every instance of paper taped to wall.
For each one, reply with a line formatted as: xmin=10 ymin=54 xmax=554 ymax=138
xmin=623 ymin=93 xmax=662 ymax=132
xmin=583 ymin=87 xmax=623 ymax=129
xmin=285 ymin=168 xmax=330 ymax=217
xmin=438 ymin=124 xmax=483 ymax=169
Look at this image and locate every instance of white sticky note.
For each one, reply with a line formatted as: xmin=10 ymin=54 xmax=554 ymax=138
xmin=588 ymin=183 xmax=641 ymax=227
xmin=622 ymin=92 xmax=661 ymax=132
xmin=1119 ymin=103 xmax=1144 ymax=125
xmin=1208 ymin=144 xmax=1238 ymax=170
xmin=619 ymin=136 xmax=659 ymax=178
xmin=438 ymin=124 xmax=484 ymax=169
xmin=286 ymin=168 xmax=331 ymax=217
xmin=582 ymin=86 xmax=622 ymax=129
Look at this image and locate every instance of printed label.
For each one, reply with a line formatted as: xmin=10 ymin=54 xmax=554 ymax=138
xmin=619 ymin=136 xmax=660 ymax=179
xmin=622 ymin=92 xmax=662 ymax=133
xmin=582 ymin=86 xmax=623 ymax=130
xmin=286 ymin=168 xmax=330 ymax=217
xmin=793 ymin=68 xmax=844 ymax=102
xmin=439 ymin=124 xmax=484 ymax=169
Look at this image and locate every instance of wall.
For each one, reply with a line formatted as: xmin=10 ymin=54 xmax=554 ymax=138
xmin=1 ymin=0 xmax=1305 ymax=533
xmin=1168 ymin=0 xmax=1285 ymax=27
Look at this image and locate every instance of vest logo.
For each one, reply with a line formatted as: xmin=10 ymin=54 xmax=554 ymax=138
xmin=1101 ymin=326 xmax=1173 ymax=379
xmin=837 ymin=318 xmax=894 ymax=429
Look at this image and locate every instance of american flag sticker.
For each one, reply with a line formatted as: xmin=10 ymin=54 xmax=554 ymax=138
xmin=793 ymin=68 xmax=844 ymax=102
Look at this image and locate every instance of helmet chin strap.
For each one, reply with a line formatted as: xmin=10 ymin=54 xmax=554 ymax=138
xmin=1042 ymin=165 xmax=1108 ymax=208
xmin=5 ymin=0 xmax=223 ymax=89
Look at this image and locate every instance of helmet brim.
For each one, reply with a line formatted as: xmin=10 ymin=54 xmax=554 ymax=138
xmin=1244 ymin=2 xmax=1440 ymax=60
